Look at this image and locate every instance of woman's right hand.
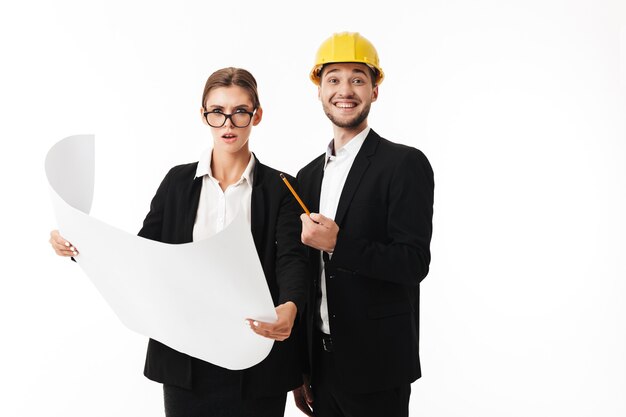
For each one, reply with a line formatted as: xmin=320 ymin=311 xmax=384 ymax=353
xmin=49 ymin=230 xmax=78 ymax=257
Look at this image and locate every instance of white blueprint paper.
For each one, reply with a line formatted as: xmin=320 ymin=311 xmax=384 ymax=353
xmin=45 ymin=135 xmax=276 ymax=370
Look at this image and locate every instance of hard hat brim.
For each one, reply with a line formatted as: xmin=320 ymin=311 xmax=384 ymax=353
xmin=309 ymin=62 xmax=384 ymax=86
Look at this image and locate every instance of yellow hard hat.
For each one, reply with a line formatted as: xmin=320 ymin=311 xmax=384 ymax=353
xmin=310 ymin=32 xmax=384 ymax=85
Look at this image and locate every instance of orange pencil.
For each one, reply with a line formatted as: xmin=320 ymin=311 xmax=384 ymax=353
xmin=279 ymin=173 xmax=311 ymax=216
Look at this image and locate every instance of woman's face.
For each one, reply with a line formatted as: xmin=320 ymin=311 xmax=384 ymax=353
xmin=201 ymin=85 xmax=262 ymax=156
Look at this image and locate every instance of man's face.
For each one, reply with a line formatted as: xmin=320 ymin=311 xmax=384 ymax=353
xmin=318 ymin=63 xmax=378 ymax=131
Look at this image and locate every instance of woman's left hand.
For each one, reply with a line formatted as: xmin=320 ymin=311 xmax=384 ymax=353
xmin=246 ymin=301 xmax=297 ymax=341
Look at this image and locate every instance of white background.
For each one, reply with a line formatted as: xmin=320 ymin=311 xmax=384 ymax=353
xmin=1 ymin=0 xmax=625 ymax=416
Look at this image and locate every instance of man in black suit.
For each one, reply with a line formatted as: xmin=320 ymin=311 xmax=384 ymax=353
xmin=292 ymin=32 xmax=434 ymax=417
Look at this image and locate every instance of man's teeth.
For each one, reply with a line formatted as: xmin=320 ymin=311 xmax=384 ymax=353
xmin=335 ymin=102 xmax=356 ymax=108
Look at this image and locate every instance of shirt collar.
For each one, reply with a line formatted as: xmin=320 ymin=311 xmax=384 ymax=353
xmin=324 ymin=126 xmax=370 ymax=169
xmin=195 ymin=149 xmax=256 ymax=187
xmin=240 ymin=153 xmax=255 ymax=187
xmin=195 ymin=148 xmax=213 ymax=178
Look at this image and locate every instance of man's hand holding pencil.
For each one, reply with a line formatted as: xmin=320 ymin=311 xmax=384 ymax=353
xmin=279 ymin=172 xmax=338 ymax=254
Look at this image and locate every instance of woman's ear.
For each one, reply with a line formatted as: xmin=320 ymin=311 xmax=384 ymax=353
xmin=252 ymin=107 xmax=263 ymax=126
xmin=200 ymin=107 xmax=208 ymax=125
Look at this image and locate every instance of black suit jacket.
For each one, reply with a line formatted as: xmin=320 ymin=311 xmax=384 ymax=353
xmin=297 ymin=129 xmax=434 ymax=393
xmin=138 ymin=156 xmax=309 ymax=399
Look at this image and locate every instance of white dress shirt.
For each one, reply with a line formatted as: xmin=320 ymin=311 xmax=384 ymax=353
xmin=317 ymin=126 xmax=370 ymax=334
xmin=192 ymin=149 xmax=255 ymax=241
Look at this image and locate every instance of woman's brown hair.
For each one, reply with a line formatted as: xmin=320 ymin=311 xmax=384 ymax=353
xmin=201 ymin=67 xmax=260 ymax=110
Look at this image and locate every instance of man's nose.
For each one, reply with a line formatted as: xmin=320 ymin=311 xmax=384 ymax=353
xmin=336 ymin=83 xmax=353 ymax=97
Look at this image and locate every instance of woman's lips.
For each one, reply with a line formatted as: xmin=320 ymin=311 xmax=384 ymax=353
xmin=222 ymin=133 xmax=237 ymax=143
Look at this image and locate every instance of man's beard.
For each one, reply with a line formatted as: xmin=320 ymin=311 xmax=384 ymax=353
xmin=323 ymin=102 xmax=371 ymax=129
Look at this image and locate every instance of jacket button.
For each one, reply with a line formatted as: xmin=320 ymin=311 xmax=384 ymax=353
xmin=329 ymin=274 xmax=335 ymax=279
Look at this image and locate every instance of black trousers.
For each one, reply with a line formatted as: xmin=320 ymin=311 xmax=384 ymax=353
xmin=163 ymin=361 xmax=286 ymax=417
xmin=311 ymin=331 xmax=411 ymax=417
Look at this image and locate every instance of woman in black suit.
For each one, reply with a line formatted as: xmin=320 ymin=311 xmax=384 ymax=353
xmin=50 ymin=67 xmax=309 ymax=417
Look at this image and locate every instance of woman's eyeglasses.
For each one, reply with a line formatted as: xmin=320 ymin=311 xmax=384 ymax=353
xmin=203 ymin=110 xmax=255 ymax=128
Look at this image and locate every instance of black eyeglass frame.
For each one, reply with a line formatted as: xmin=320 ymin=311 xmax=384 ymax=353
xmin=203 ymin=109 xmax=256 ymax=128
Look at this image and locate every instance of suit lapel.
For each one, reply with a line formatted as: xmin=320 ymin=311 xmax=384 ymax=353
xmin=183 ymin=166 xmax=203 ymax=243
xmin=250 ymin=155 xmax=265 ymax=254
xmin=309 ymin=156 xmax=325 ymax=213
xmin=333 ymin=130 xmax=380 ymax=227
